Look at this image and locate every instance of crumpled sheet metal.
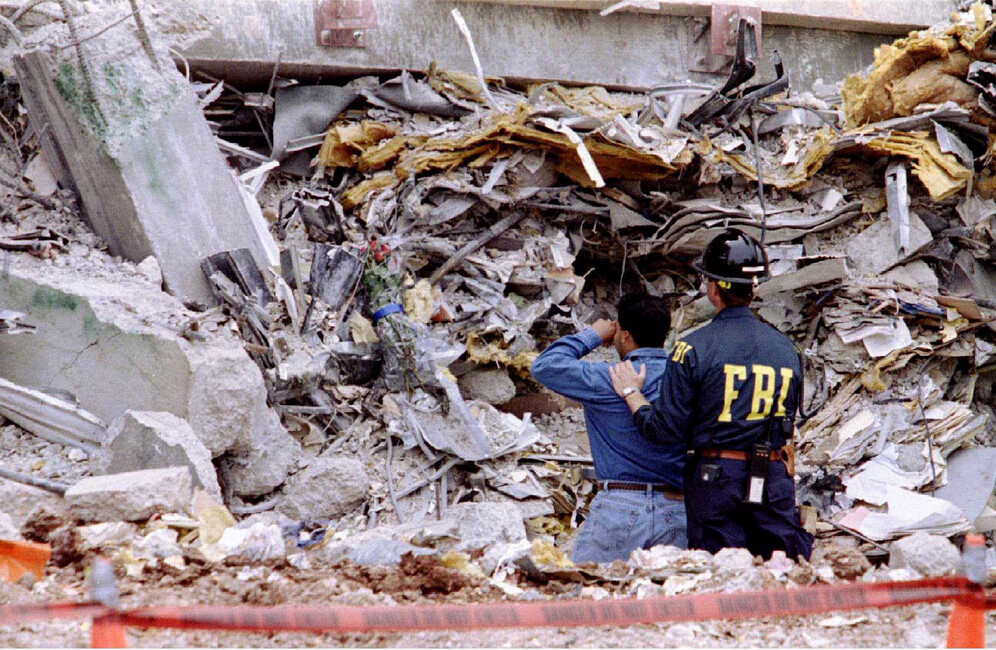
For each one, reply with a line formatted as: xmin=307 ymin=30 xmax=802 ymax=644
xmin=272 ymin=85 xmax=359 ymax=160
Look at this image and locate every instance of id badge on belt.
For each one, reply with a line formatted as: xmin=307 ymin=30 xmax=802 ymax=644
xmin=747 ymin=443 xmax=770 ymax=504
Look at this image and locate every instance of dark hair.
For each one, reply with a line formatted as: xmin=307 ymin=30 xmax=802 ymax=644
xmin=717 ymin=282 xmax=753 ymax=307
xmin=617 ymin=293 xmax=671 ymax=348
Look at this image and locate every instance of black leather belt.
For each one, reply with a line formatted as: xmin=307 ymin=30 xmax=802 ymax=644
xmin=601 ymin=481 xmax=683 ymax=500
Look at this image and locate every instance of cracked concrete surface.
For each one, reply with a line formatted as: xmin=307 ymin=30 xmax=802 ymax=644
xmin=0 ymin=251 xmax=299 ymax=496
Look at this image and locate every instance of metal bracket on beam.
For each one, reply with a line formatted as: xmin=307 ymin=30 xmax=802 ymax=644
xmin=688 ymin=4 xmax=762 ymax=74
xmin=314 ymin=0 xmax=378 ymax=48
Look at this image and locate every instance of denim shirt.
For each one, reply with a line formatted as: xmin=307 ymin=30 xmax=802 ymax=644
xmin=531 ymin=328 xmax=685 ymax=488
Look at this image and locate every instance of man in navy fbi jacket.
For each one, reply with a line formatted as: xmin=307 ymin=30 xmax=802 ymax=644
xmin=532 ymin=293 xmax=686 ymax=563
xmin=609 ymin=229 xmax=813 ymax=561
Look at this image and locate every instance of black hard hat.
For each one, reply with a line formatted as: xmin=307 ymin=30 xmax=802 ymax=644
xmin=692 ymin=228 xmax=770 ymax=286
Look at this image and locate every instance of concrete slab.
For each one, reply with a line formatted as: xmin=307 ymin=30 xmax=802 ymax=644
xmin=92 ymin=411 xmax=222 ymax=502
xmin=936 ymin=446 xmax=996 ymax=524
xmin=0 ymin=479 xmax=67 ymax=533
xmin=0 ymin=255 xmax=299 ymax=497
xmin=65 ymin=467 xmax=193 ymax=522
xmin=846 ymin=213 xmax=933 ymax=276
xmin=14 ymin=52 xmax=279 ymax=305
xmin=178 ymin=0 xmax=894 ymax=93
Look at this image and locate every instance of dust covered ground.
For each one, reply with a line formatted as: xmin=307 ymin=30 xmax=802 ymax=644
xmin=1 ymin=550 xmax=994 ymax=648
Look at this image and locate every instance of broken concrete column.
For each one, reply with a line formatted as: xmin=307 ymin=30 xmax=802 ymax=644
xmin=277 ymin=455 xmax=370 ymax=521
xmin=91 ymin=411 xmax=222 ymax=502
xmin=65 ymin=467 xmax=193 ymax=522
xmin=13 ymin=51 xmax=278 ymax=305
xmin=0 ymin=257 xmax=299 ymax=497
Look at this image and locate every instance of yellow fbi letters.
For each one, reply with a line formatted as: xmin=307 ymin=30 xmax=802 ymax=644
xmin=718 ymin=363 xmax=793 ymax=423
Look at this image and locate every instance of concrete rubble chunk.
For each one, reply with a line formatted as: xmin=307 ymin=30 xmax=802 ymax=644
xmin=0 ymin=261 xmax=299 ymax=496
xmin=345 ymin=539 xmax=437 ymax=566
xmin=458 ymin=367 xmax=517 ymax=405
xmin=889 ymin=531 xmax=961 ymax=576
xmin=882 ymin=261 xmax=939 ymax=294
xmin=214 ymin=523 xmax=285 ymax=562
xmin=0 ymin=512 xmax=21 ymax=540
xmin=220 ymin=408 xmax=302 ymax=498
xmin=133 ymin=528 xmax=183 ymax=561
xmin=277 ymin=455 xmax=370 ymax=521
xmin=811 ymin=542 xmax=873 ymax=580
xmin=846 ymin=212 xmax=932 ymax=276
xmin=0 ymin=479 xmax=67 ymax=533
xmin=713 ymin=547 xmax=756 ymax=571
xmin=65 ymin=467 xmax=193 ymax=523
xmin=91 ymin=410 xmax=222 ymax=502
xmin=74 ymin=522 xmax=139 ymax=553
xmin=444 ymin=502 xmax=527 ymax=551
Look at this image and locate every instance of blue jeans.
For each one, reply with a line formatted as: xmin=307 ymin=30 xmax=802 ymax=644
xmin=572 ymin=487 xmax=688 ymax=564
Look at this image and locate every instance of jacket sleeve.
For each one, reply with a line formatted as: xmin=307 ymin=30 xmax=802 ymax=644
xmin=633 ymin=341 xmax=697 ymax=446
xmin=531 ymin=328 xmax=620 ymax=404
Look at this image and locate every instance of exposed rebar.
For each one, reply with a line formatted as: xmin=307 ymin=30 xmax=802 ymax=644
xmin=126 ymin=0 xmax=159 ymax=71
xmin=55 ymin=0 xmax=106 ymax=126
xmin=0 ymin=465 xmax=70 ymax=495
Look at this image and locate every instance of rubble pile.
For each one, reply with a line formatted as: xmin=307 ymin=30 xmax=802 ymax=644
xmin=3 ymin=0 xmax=996 ymax=600
xmin=222 ymin=4 xmax=996 ymax=552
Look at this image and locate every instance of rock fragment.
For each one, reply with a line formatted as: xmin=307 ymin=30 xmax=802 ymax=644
xmin=91 ymin=410 xmax=221 ymax=502
xmin=889 ymin=531 xmax=961 ymax=576
xmin=278 ymin=455 xmax=370 ymax=521
xmin=458 ymin=367 xmax=517 ymax=405
xmin=64 ymin=467 xmax=193 ymax=522
xmin=0 ymin=512 xmax=20 ymax=540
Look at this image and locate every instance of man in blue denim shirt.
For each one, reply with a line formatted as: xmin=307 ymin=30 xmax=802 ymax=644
xmin=532 ymin=294 xmax=686 ymax=563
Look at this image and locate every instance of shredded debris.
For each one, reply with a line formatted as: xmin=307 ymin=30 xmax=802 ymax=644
xmin=3 ymin=1 xmax=996 ymax=645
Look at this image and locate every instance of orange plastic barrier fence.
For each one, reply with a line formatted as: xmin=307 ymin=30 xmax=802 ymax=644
xmin=0 ymin=576 xmax=988 ymax=648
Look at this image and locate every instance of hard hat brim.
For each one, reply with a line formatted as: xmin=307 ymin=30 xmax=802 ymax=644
xmin=692 ymin=258 xmax=771 ymax=284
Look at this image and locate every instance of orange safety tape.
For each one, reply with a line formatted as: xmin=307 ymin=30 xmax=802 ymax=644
xmin=0 ymin=577 xmax=985 ymax=634
xmin=0 ymin=602 xmax=110 ymax=625
xmin=118 ymin=577 xmax=980 ymax=634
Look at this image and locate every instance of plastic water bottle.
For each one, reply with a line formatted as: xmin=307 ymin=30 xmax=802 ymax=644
xmin=961 ymin=533 xmax=987 ymax=584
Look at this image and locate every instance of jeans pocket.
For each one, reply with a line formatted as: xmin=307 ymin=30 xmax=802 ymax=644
xmin=587 ymin=495 xmax=643 ymax=553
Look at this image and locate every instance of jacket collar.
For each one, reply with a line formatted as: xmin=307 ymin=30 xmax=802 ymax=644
xmin=713 ymin=306 xmax=754 ymax=321
xmin=625 ymin=347 xmax=670 ymax=361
